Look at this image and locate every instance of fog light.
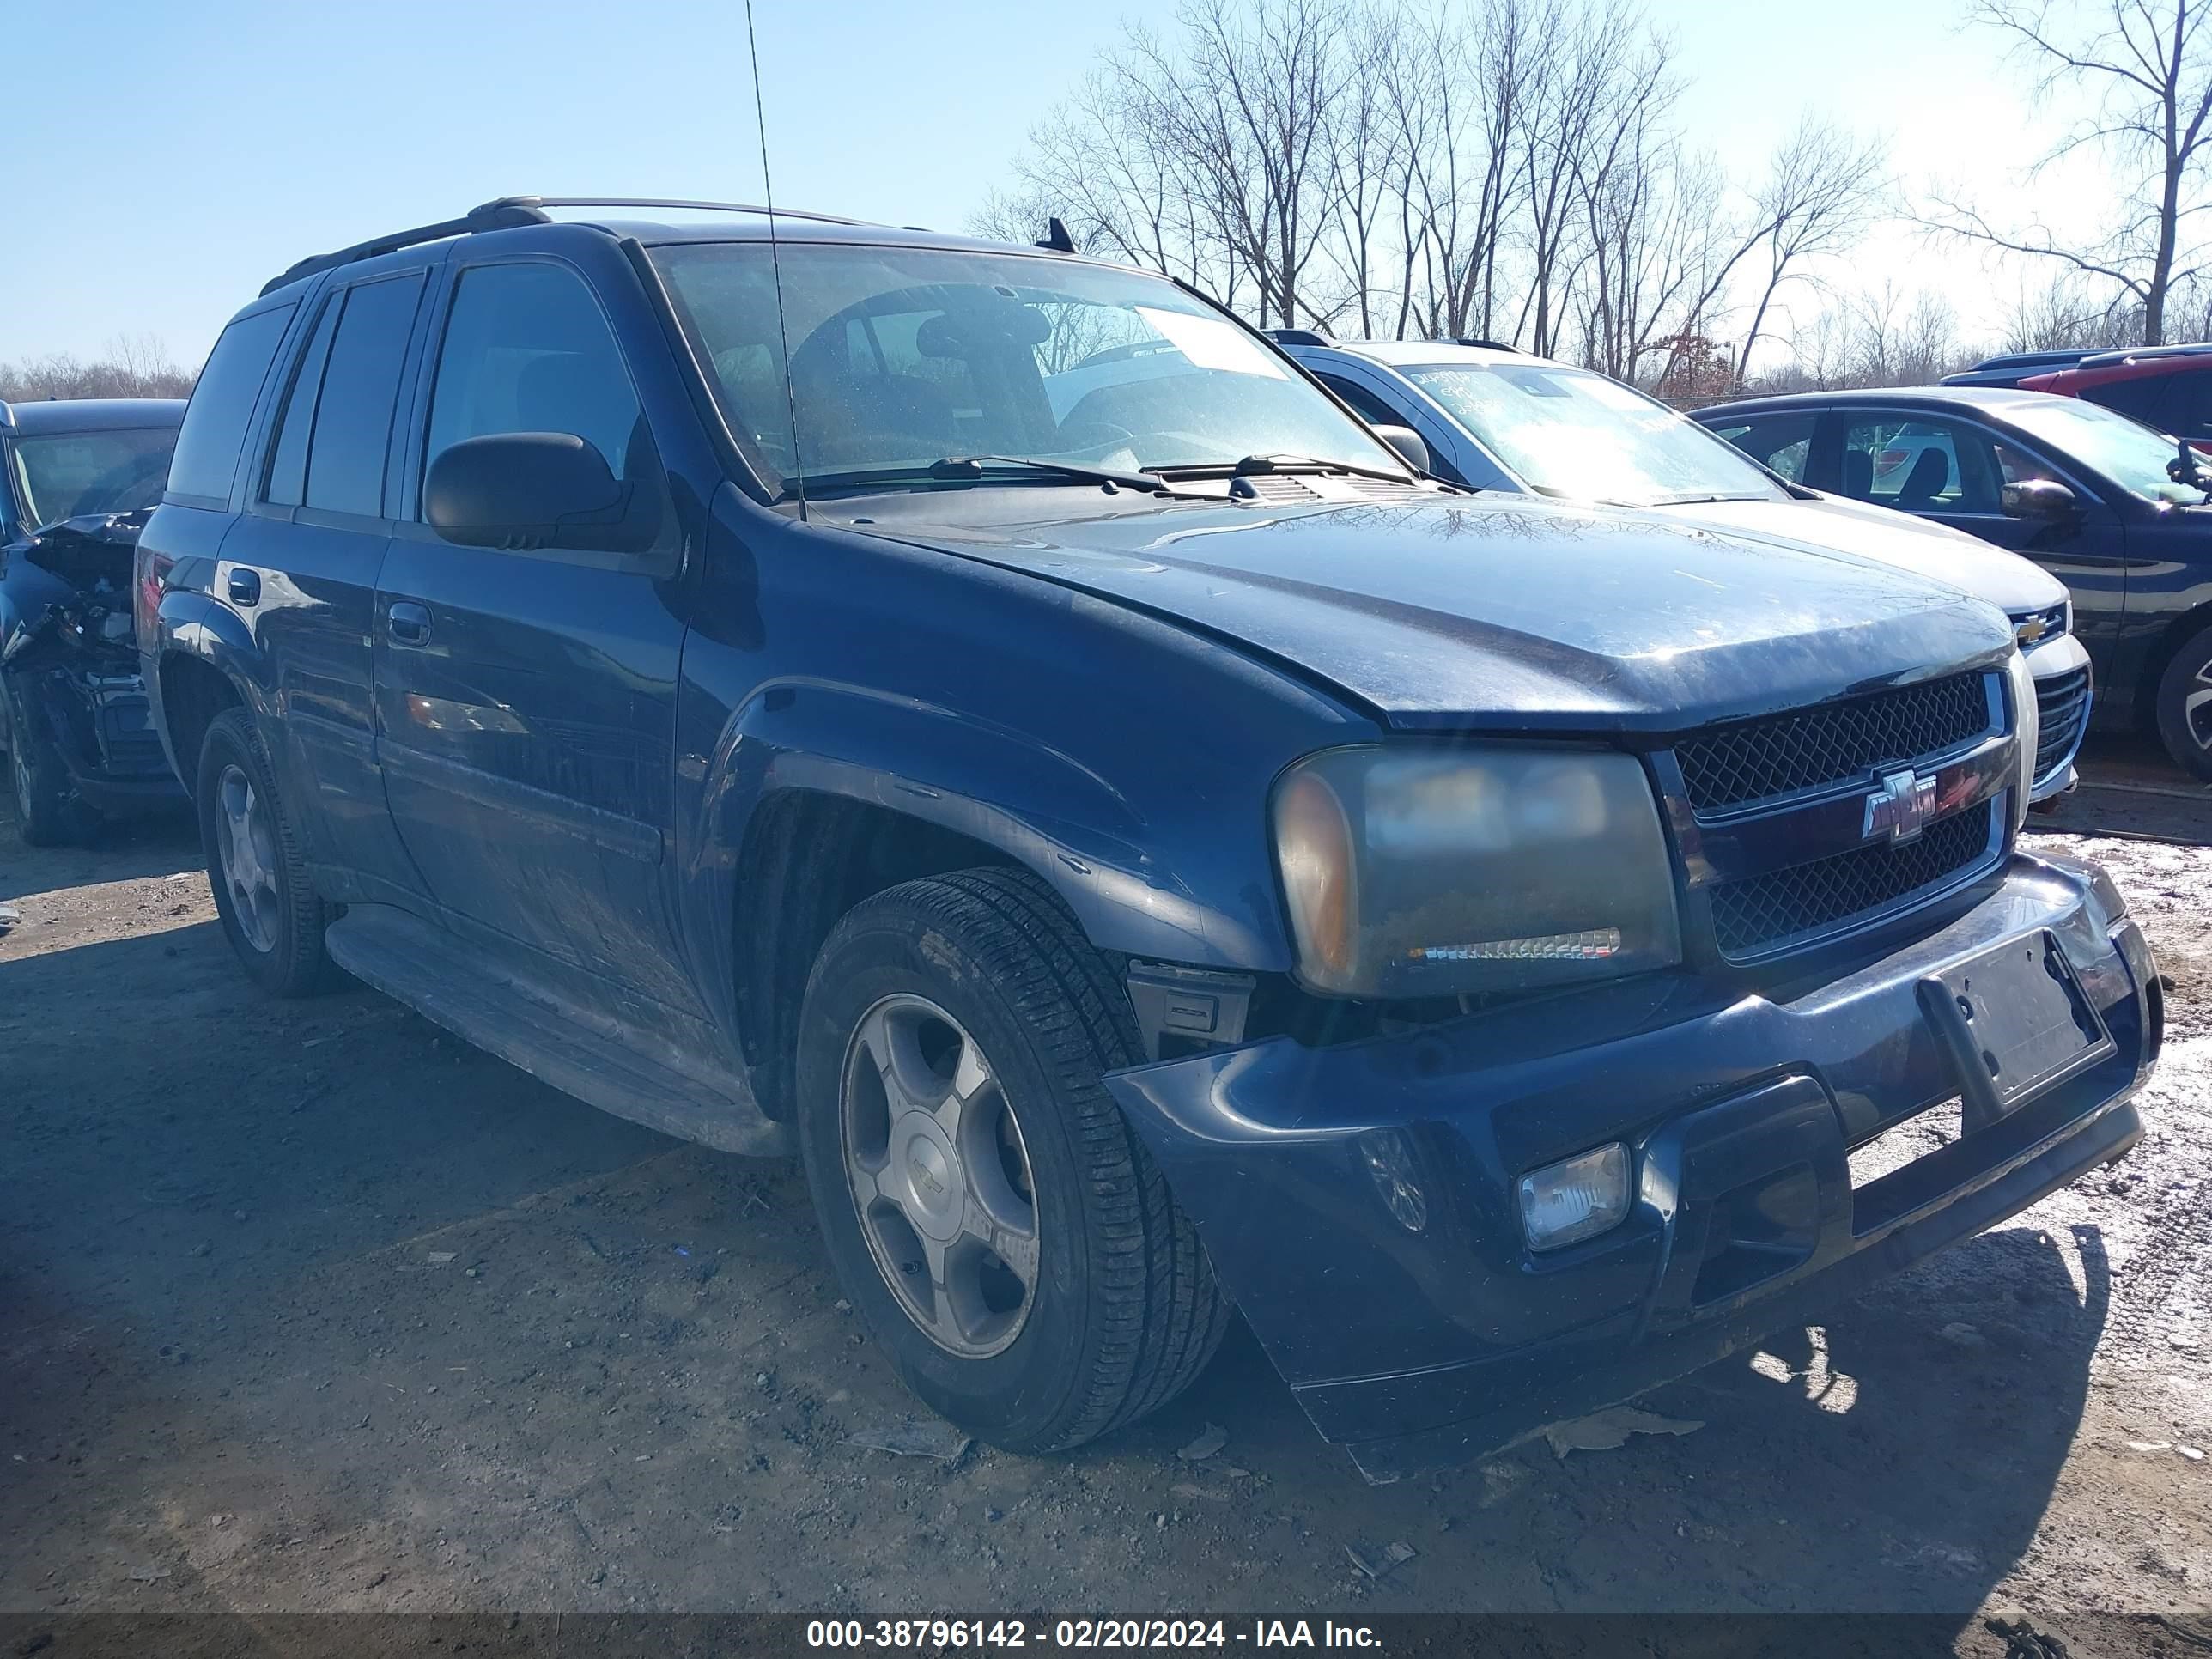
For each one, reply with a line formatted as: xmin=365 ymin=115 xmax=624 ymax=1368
xmin=1519 ymin=1143 xmax=1631 ymax=1252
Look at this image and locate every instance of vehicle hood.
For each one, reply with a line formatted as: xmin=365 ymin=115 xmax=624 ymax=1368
xmin=848 ymin=493 xmax=2014 ymax=733
xmin=1656 ymin=495 xmax=2067 ymax=615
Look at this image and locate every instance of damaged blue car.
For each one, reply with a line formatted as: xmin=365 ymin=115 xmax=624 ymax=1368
xmin=138 ymin=201 xmax=2160 ymax=1481
xmin=1 ymin=398 xmax=185 ymax=843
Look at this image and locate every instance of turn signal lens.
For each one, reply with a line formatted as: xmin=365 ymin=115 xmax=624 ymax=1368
xmin=1274 ymin=767 xmax=1358 ymax=979
xmin=1519 ymin=1143 xmax=1632 ymax=1252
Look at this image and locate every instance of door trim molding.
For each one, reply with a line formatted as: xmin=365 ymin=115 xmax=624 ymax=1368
xmin=377 ymin=738 xmax=664 ymax=863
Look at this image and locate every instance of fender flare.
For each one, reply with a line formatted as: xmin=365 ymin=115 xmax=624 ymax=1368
xmin=694 ymin=677 xmax=1289 ymax=974
xmin=148 ymin=589 xmax=275 ymax=779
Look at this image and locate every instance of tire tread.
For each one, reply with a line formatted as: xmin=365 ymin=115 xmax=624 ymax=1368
xmin=824 ymin=866 xmax=1229 ymax=1449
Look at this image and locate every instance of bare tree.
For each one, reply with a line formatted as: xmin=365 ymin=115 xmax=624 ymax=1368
xmin=1133 ymin=0 xmax=1354 ymax=327
xmin=0 ymin=337 xmax=197 ymax=402
xmin=1927 ymin=0 xmax=2212 ymax=345
xmin=1733 ymin=118 xmax=1891 ymax=380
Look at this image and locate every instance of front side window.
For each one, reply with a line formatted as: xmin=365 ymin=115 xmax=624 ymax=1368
xmin=1402 ymin=361 xmax=1783 ymax=507
xmin=649 ymin=241 xmax=1405 ymax=498
xmin=426 ymin=262 xmax=646 ymax=485
xmin=2003 ymin=394 xmax=2207 ymax=503
xmin=1838 ymin=416 xmax=2000 ymax=513
xmin=9 ymin=428 xmax=179 ymax=529
xmin=167 ymin=304 xmax=295 ymax=503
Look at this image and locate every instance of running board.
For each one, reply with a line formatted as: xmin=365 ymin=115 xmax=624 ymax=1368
xmin=324 ymin=905 xmax=792 ymax=1158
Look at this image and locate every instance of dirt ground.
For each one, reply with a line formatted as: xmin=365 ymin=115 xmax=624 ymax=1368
xmin=1 ymin=737 xmax=2206 ymax=1646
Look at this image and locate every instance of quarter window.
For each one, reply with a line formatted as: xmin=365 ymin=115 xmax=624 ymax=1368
xmin=1706 ymin=413 xmax=1815 ymax=483
xmin=167 ymin=305 xmax=295 ymax=504
xmin=264 ymin=298 xmax=341 ymax=508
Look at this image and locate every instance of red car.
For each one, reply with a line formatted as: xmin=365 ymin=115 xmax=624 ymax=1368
xmin=2019 ymin=343 xmax=2212 ymax=453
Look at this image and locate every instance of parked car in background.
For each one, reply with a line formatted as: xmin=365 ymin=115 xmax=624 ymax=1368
xmin=0 ymin=398 xmax=187 ymax=842
xmin=1695 ymin=386 xmax=2212 ymax=781
xmin=139 ymin=198 xmax=2158 ymax=1483
xmin=1273 ymin=337 xmax=2091 ymax=800
xmin=2015 ymin=343 xmax=2212 ymax=453
xmin=1940 ymin=349 xmax=2105 ymax=390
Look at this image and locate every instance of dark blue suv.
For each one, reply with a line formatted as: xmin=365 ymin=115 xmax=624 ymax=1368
xmin=138 ymin=198 xmax=2160 ymax=1482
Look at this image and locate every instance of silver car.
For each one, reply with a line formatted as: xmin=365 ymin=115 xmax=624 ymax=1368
xmin=1276 ymin=336 xmax=2092 ymax=801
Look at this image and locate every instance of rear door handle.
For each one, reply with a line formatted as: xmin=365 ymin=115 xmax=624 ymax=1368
xmin=386 ymin=601 xmax=433 ymax=647
xmin=226 ymin=568 xmax=261 ymax=607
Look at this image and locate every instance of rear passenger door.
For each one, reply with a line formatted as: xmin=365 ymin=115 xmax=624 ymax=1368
xmin=374 ymin=255 xmax=703 ymax=1016
xmin=216 ymin=266 xmax=432 ymax=903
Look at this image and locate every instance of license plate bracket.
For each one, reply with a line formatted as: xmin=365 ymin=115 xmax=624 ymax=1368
xmin=1917 ymin=932 xmax=2114 ymax=1134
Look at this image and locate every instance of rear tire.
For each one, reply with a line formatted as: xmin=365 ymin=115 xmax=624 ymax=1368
xmin=795 ymin=867 xmax=1229 ymax=1453
xmin=3 ymin=674 xmax=97 ymax=848
xmin=197 ymin=707 xmax=334 ymax=996
xmin=2154 ymin=623 xmax=2212 ymax=782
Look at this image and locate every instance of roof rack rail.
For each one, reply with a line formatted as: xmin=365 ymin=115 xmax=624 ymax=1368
xmin=259 ymin=195 xmax=877 ymax=296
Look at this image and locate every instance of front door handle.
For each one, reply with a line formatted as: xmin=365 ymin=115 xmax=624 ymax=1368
xmin=226 ymin=568 xmax=261 ymax=607
xmin=386 ymin=601 xmax=433 ymax=647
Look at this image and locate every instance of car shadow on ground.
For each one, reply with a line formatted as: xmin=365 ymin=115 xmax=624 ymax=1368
xmin=0 ymin=805 xmax=200 ymax=900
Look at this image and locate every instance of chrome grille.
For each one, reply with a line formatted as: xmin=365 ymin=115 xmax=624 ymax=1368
xmin=2033 ymin=666 xmax=2091 ymax=788
xmin=1708 ymin=806 xmax=1996 ymax=959
xmin=1675 ymin=673 xmax=1992 ymax=816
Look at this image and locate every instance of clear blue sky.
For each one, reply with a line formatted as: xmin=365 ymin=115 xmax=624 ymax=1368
xmin=5 ymin=0 xmax=2092 ymax=368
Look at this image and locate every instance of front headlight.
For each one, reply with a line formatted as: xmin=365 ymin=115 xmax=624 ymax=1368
xmin=2004 ymin=648 xmax=2039 ymax=830
xmin=1271 ymin=744 xmax=1681 ymax=998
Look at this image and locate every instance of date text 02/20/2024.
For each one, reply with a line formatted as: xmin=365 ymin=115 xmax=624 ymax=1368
xmin=804 ymin=1620 xmax=1382 ymax=1649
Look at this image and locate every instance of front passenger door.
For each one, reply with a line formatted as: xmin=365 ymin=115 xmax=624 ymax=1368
xmin=1834 ymin=411 xmax=2129 ymax=677
xmin=374 ymin=258 xmax=704 ymax=1018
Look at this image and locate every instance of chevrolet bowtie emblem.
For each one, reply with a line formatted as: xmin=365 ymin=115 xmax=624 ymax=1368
xmin=2015 ymin=616 xmax=2048 ymax=646
xmin=1863 ymin=768 xmax=1939 ymax=844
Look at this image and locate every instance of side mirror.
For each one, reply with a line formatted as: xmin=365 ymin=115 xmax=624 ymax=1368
xmin=2001 ymin=477 xmax=2077 ymax=520
xmin=425 ymin=432 xmax=658 ymax=554
xmin=1370 ymin=422 xmax=1431 ymax=475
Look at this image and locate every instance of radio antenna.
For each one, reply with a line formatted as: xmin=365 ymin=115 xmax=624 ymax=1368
xmin=744 ymin=0 xmax=807 ymax=522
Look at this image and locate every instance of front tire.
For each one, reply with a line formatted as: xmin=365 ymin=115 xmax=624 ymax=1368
xmin=2154 ymin=623 xmax=2212 ymax=782
xmin=197 ymin=708 xmax=334 ymax=996
xmin=796 ymin=868 xmax=1229 ymax=1453
xmin=4 ymin=676 xmax=98 ymax=848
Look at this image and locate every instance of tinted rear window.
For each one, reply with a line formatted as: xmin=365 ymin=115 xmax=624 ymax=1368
xmin=304 ymin=273 xmax=425 ymax=517
xmin=167 ymin=305 xmax=295 ymax=503
xmin=264 ymin=297 xmax=342 ymax=508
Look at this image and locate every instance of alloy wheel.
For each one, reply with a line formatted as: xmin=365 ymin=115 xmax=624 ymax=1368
xmin=839 ymin=993 xmax=1041 ymax=1358
xmin=2185 ymin=657 xmax=2212 ymax=754
xmin=214 ymin=762 xmax=282 ymax=954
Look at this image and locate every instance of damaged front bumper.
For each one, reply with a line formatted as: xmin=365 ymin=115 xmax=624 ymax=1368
xmin=2 ymin=509 xmax=183 ymax=814
xmin=5 ymin=658 xmax=182 ymax=811
xmin=1104 ymin=852 xmax=2160 ymax=1483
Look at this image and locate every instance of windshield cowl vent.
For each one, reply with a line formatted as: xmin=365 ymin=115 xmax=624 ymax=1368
xmin=1229 ymin=475 xmax=1322 ymax=503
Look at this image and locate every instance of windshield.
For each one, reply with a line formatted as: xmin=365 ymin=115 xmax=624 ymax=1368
xmin=2002 ymin=395 xmax=2207 ymax=504
xmin=1404 ymin=361 xmax=1784 ymax=507
xmin=9 ymin=427 xmax=179 ymax=531
xmin=650 ymin=242 xmax=1407 ymax=498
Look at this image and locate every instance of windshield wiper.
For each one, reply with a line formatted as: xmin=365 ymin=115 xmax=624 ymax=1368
xmin=932 ymin=454 xmax=1173 ymax=492
xmin=1153 ymin=453 xmax=1421 ymax=486
xmin=781 ymin=454 xmax=1179 ymax=503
